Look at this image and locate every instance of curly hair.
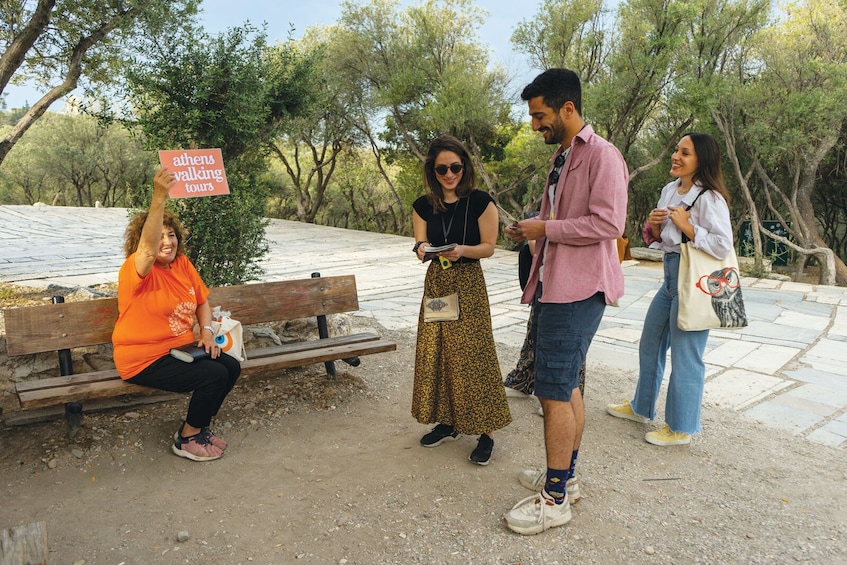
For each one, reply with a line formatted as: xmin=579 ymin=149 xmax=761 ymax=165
xmin=123 ymin=209 xmax=188 ymax=258
xmin=423 ymin=135 xmax=477 ymax=214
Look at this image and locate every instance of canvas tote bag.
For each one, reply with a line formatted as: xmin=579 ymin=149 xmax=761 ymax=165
xmin=211 ymin=310 xmax=247 ymax=361
xmin=677 ymin=191 xmax=748 ymax=331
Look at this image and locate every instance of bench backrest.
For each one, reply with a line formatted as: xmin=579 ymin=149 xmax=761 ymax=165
xmin=3 ymin=275 xmax=359 ymax=356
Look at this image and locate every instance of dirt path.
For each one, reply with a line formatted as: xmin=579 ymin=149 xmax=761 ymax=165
xmin=1 ymin=320 xmax=845 ymax=564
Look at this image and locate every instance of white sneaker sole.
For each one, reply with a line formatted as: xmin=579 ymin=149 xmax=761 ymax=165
xmin=421 ymin=434 xmax=460 ymax=447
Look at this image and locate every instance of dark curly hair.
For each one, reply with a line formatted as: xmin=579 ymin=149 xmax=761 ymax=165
xmin=123 ymin=209 xmax=188 ymax=258
xmin=423 ymin=135 xmax=476 ymax=214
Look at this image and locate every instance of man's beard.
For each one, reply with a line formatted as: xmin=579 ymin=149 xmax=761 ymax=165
xmin=544 ymin=119 xmax=566 ymax=145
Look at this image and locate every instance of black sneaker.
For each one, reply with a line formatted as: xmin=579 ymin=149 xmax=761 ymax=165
xmin=420 ymin=424 xmax=460 ymax=447
xmin=469 ymin=434 xmax=494 ymax=465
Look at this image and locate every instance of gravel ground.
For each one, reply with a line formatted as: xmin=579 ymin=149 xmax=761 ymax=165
xmin=1 ymin=318 xmax=846 ymax=564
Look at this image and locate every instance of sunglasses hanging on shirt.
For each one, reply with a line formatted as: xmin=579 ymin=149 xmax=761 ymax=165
xmin=547 ymin=152 xmax=566 ymax=187
xmin=434 ymin=163 xmax=464 ymax=176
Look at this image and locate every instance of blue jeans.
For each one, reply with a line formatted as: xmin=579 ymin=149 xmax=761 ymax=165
xmin=631 ymin=253 xmax=709 ymax=434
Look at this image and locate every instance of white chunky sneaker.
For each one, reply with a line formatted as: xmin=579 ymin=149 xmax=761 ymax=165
xmin=503 ymin=489 xmax=572 ymax=535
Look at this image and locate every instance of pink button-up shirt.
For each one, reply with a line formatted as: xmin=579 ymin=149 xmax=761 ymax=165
xmin=522 ymin=125 xmax=629 ymax=305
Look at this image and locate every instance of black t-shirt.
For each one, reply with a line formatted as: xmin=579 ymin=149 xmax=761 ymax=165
xmin=413 ymin=190 xmax=493 ymax=263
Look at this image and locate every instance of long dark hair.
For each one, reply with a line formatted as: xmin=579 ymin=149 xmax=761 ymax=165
xmin=687 ymin=132 xmax=730 ymax=205
xmin=423 ymin=135 xmax=476 ymax=213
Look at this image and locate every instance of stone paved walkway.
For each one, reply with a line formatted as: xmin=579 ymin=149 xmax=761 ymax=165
xmin=2 ymin=204 xmax=846 ymax=448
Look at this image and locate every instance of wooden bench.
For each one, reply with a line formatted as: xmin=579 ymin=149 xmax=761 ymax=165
xmin=3 ymin=274 xmax=396 ymax=429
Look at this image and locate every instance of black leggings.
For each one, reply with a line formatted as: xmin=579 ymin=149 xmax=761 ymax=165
xmin=128 ymin=352 xmax=241 ymax=429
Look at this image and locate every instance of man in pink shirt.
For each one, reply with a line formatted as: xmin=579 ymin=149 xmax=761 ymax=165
xmin=503 ymin=68 xmax=628 ymax=535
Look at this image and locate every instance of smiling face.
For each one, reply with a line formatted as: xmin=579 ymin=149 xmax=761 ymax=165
xmin=434 ymin=150 xmax=464 ymax=196
xmin=670 ymin=135 xmax=699 ymax=187
xmin=527 ymin=96 xmax=568 ymax=146
xmin=156 ymin=226 xmax=179 ymax=267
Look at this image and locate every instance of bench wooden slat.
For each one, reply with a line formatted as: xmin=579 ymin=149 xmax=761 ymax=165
xmin=246 ymin=332 xmax=380 ymax=360
xmin=19 ymin=381 xmax=162 ymax=409
xmin=15 ymin=333 xmax=382 ymax=395
xmin=240 ymin=339 xmax=397 ymax=374
xmin=209 ymin=276 xmax=359 ymax=324
xmin=3 ymin=275 xmax=359 ymax=356
xmin=4 ymin=298 xmax=119 ymax=356
xmin=17 ymin=339 xmax=397 ymax=410
xmin=15 ymin=368 xmax=121 ymax=393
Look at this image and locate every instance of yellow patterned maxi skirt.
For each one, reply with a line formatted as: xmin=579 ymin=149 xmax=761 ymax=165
xmin=411 ymin=260 xmax=512 ymax=435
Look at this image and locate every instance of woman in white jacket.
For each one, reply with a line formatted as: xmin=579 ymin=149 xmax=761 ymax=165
xmin=607 ymin=132 xmax=733 ymax=446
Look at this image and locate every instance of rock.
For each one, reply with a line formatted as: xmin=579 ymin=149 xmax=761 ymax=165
xmin=644 ymin=546 xmax=655 ymax=555
xmin=47 ymin=458 xmax=58 ymax=469
xmin=71 ymin=449 xmax=84 ymax=459
xmin=629 ymin=247 xmax=664 ymax=262
xmin=176 ymin=530 xmax=190 ymax=542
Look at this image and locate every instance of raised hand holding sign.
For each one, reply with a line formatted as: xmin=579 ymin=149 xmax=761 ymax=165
xmin=158 ymin=148 xmax=230 ymax=199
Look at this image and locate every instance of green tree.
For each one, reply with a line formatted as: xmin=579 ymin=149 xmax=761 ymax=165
xmin=715 ymin=0 xmax=847 ymax=285
xmin=123 ymin=25 xmax=310 ymax=286
xmin=512 ymin=0 xmax=770 ymax=241
xmin=0 ymin=111 xmax=152 ymax=205
xmin=0 ymin=0 xmax=198 ymax=166
xmin=267 ymin=33 xmax=357 ymax=224
xmin=331 ymin=0 xmax=517 ymax=232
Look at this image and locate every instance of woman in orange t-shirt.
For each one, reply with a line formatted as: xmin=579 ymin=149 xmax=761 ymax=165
xmin=112 ymin=167 xmax=240 ymax=462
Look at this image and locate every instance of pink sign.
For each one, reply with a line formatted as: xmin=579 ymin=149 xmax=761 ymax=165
xmin=158 ymin=148 xmax=230 ymax=199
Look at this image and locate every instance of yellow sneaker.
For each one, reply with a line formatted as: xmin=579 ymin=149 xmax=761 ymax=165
xmin=645 ymin=424 xmax=691 ymax=446
xmin=606 ymin=400 xmax=650 ymax=423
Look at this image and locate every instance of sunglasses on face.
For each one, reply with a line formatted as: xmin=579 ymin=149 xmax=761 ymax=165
xmin=434 ymin=163 xmax=464 ymax=176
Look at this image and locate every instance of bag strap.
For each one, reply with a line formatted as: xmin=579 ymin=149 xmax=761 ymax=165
xmin=681 ymin=188 xmax=707 ymax=243
xmin=462 ymin=196 xmax=470 ymax=245
xmin=684 ymin=187 xmax=706 ymax=211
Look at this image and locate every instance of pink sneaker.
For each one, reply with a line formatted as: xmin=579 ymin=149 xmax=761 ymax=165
xmin=172 ymin=432 xmax=223 ymax=461
xmin=173 ymin=426 xmax=227 ymax=451
xmin=202 ymin=427 xmax=227 ymax=451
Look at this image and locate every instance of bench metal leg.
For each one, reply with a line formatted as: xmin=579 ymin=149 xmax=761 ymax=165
xmin=65 ymin=402 xmax=83 ymax=439
xmin=312 ymin=272 xmax=338 ymax=379
xmin=342 ymin=356 xmax=361 ymax=367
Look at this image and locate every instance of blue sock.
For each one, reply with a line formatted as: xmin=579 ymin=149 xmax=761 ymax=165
xmin=544 ymin=468 xmax=569 ymax=504
xmin=568 ymin=449 xmax=579 ymax=478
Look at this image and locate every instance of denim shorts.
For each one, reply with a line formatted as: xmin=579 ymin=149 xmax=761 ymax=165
xmin=531 ymin=287 xmax=606 ymax=402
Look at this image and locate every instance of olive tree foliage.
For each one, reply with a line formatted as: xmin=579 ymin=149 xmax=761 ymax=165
xmin=122 ymin=25 xmax=312 ymax=286
xmin=329 ymin=0 xmax=517 ymax=234
xmin=0 ymin=0 xmax=198 ymax=166
xmin=315 ymin=148 xmax=406 ymax=233
xmin=0 ymin=111 xmax=152 ymax=205
xmin=266 ymin=32 xmax=358 ymax=224
xmin=511 ymin=0 xmax=770 ymax=240
xmin=714 ymin=0 xmax=847 ymax=285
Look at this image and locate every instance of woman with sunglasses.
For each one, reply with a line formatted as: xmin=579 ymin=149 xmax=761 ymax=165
xmin=607 ymin=132 xmax=733 ymax=446
xmin=410 ymin=135 xmax=511 ymax=465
